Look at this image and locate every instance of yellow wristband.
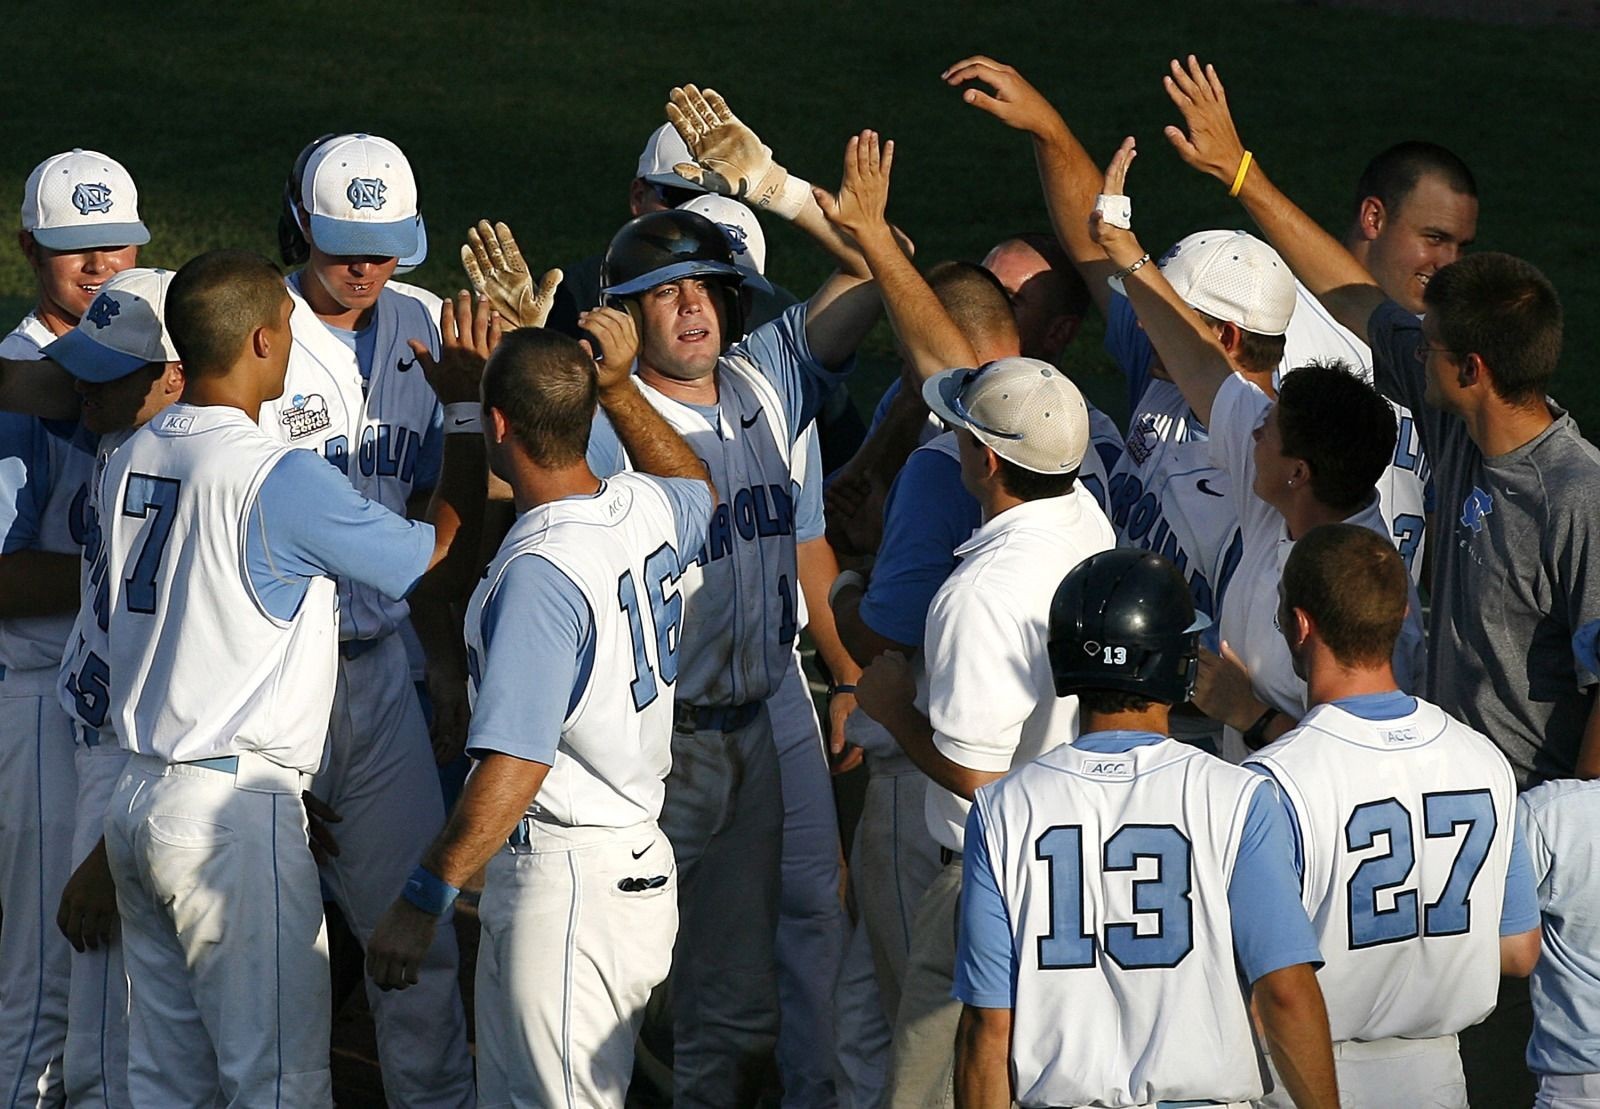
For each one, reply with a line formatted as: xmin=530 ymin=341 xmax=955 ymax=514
xmin=1228 ymin=150 xmax=1254 ymax=198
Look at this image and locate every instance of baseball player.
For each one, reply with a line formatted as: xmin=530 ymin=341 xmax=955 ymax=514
xmin=1246 ymin=524 xmax=1540 ymax=1106
xmin=954 ymin=547 xmax=1337 ymax=1108
xmin=96 ymin=249 xmax=489 ymax=1107
xmin=365 ymin=315 xmax=714 ymax=1107
xmin=44 ymin=268 xmax=184 ymax=1109
xmin=1085 ymin=139 xmax=1425 ymax=761
xmin=856 ymin=356 xmax=1116 ymax=1107
xmin=1518 ymin=771 xmax=1600 ymax=1108
xmin=1 ymin=148 xmax=146 ymax=1107
xmin=271 ymin=131 xmax=477 ymax=1106
xmin=581 ymin=97 xmax=882 ymax=1104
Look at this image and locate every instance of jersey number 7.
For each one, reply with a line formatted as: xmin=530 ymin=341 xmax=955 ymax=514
xmin=119 ymin=474 xmax=182 ymax=615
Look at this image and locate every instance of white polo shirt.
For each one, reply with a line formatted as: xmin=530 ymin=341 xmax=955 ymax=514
xmin=922 ymin=485 xmax=1116 ymax=851
xmin=1210 ymin=375 xmax=1426 ymax=762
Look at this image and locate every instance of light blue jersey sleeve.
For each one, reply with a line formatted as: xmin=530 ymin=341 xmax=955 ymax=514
xmin=585 ymin=408 xmax=628 ymax=480
xmin=794 ymin=431 xmax=825 ymax=544
xmin=245 ymin=449 xmax=436 ymax=617
xmin=411 ymin=400 xmax=445 ymax=492
xmin=1245 ymin=762 xmax=1307 ymax=884
xmin=466 ymin=554 xmax=595 ymax=766
xmin=644 ymin=474 xmax=716 ymax=570
xmin=1104 ymin=291 xmax=1156 ymax=418
xmin=858 ymin=449 xmax=981 ymax=647
xmin=1500 ymin=817 xmax=1541 ymax=936
xmin=0 ymin=414 xmax=52 ymax=553
xmin=734 ymin=302 xmax=854 ymax=441
xmin=1229 ymin=780 xmax=1324 ymax=983
xmin=954 ymin=803 xmax=1015 ymax=1008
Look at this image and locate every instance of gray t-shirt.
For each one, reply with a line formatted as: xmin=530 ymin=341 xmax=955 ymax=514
xmin=1369 ymin=300 xmax=1600 ymax=786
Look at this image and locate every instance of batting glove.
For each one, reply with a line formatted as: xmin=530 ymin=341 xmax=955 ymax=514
xmin=461 ymin=221 xmax=563 ymax=330
xmin=667 ymin=85 xmax=812 ymax=220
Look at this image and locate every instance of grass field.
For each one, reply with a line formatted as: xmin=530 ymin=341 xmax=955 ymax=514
xmin=3 ymin=2 xmax=1597 ymax=430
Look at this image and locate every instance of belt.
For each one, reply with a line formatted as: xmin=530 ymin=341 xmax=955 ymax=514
xmin=507 ymin=809 xmax=553 ymax=846
xmin=674 ymin=700 xmax=761 ymax=734
xmin=190 ymin=755 xmax=242 ymax=772
xmin=339 ymin=637 xmax=384 ymax=661
xmin=129 ymin=751 xmax=309 ymax=794
xmin=940 ymin=846 xmax=963 ymax=866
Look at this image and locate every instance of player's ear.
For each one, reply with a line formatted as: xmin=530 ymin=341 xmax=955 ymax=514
xmin=1457 ymin=351 xmax=1485 ymax=391
xmin=1357 ymin=196 xmax=1386 ymax=242
xmin=487 ymin=406 xmax=512 ymax=447
xmin=17 ymin=230 xmax=38 ymax=266
xmin=1047 ymin=312 xmax=1083 ymax=354
xmin=162 ymin=361 xmax=185 ymax=395
xmin=1292 ymin=606 xmax=1315 ymax=649
xmin=1216 ymin=321 xmax=1244 ymax=358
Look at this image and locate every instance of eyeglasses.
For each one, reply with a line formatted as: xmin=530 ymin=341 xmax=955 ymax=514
xmin=948 ymin=366 xmax=1023 ymax=441
xmin=1414 ymin=344 xmax=1457 ymax=364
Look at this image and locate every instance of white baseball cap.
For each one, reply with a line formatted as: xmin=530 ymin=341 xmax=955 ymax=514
xmin=923 ymin=356 xmax=1089 ymax=474
xmin=636 ymin=123 xmax=706 ymax=192
xmin=44 ymin=267 xmax=177 ymax=383
xmin=21 ymin=149 xmax=150 ymax=251
xmin=300 ymin=133 xmax=426 ymax=261
xmin=1156 ymin=229 xmax=1295 ymax=336
xmin=677 ymin=194 xmax=774 ymax=296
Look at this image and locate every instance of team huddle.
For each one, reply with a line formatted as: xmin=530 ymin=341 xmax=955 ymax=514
xmin=0 ymin=50 xmax=1597 ymax=1109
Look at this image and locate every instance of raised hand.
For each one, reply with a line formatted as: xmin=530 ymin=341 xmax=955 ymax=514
xmin=667 ymin=85 xmax=810 ymax=218
xmin=461 ymin=221 xmax=563 ymax=330
xmin=577 ymin=306 xmax=640 ymax=393
xmin=942 ymin=56 xmax=1066 ymax=139
xmin=814 ymin=131 xmax=895 ymax=247
xmin=414 ymin=291 xmax=502 ymax=405
xmin=1162 ymin=55 xmax=1249 ymax=187
xmin=1087 ymin=137 xmax=1142 ymax=264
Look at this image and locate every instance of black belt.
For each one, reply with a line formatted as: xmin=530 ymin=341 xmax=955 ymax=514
xmin=674 ymin=701 xmax=761 ymax=734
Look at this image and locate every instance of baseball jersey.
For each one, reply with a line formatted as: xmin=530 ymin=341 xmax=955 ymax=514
xmin=1368 ymin=300 xmax=1600 ymax=786
xmin=1246 ymin=692 xmax=1538 ymax=1042
xmin=957 ymin=731 xmax=1321 ymax=1107
xmin=1104 ymin=294 xmax=1244 ymax=619
xmin=1208 ymin=376 xmax=1426 ymax=758
xmin=922 ymin=487 xmax=1116 ymax=851
xmin=100 ymin=404 xmax=434 ymax=770
xmin=58 ymin=428 xmax=130 ymax=742
xmin=867 ymin=378 xmax=1124 ymax=514
xmin=588 ymin=303 xmax=844 ymax=708
xmin=464 ymin=472 xmax=713 ymax=828
xmin=1517 ymin=778 xmax=1600 ymax=1075
xmin=0 ymin=309 xmax=96 ymax=676
xmin=260 ymin=276 xmax=444 ymax=642
xmin=1280 ymin=281 xmax=1431 ymax=580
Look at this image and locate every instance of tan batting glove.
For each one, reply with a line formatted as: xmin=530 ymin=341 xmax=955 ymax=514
xmin=666 ymin=85 xmax=812 ymax=220
xmin=460 ymin=220 xmax=563 ymax=330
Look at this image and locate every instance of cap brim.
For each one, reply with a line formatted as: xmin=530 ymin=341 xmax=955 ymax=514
xmin=395 ymin=214 xmax=428 ymax=272
xmin=30 ymin=222 xmax=151 ymax=251
xmin=738 ymin=268 xmax=773 ymax=295
xmin=921 ymin=367 xmax=974 ymax=432
xmin=641 ymin=170 xmax=707 ymax=192
xmin=308 ymin=213 xmax=420 ymax=260
xmin=602 ymin=259 xmax=745 ymax=298
xmin=44 ymin=328 xmax=153 ymax=383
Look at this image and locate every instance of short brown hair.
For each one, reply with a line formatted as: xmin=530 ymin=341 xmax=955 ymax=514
xmin=1277 ymin=361 xmax=1396 ymax=514
xmin=1424 ymin=252 xmax=1562 ymax=406
xmin=1195 ymin=310 xmax=1286 ymax=377
xmin=166 ymin=250 xmax=288 ymax=377
xmin=928 ymin=261 xmax=1019 ymax=353
xmin=1281 ymin=524 xmax=1408 ymax=668
xmin=481 ymin=328 xmax=598 ymax=468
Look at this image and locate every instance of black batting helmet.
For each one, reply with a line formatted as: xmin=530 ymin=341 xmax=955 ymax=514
xmin=1048 ymin=549 xmax=1208 ymax=705
xmin=600 ymin=209 xmax=750 ymax=343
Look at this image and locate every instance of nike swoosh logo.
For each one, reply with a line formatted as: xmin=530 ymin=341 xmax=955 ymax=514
xmin=631 ymin=844 xmax=651 ymax=860
xmin=740 ymin=412 xmax=760 ymax=429
xmin=453 ymin=418 xmax=474 ymax=427
xmin=1197 ymin=478 xmax=1225 ymax=498
xmin=397 ymin=356 xmax=417 ymax=373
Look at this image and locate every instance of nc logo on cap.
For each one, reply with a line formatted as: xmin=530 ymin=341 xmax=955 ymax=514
xmin=86 ymin=296 xmax=121 ymax=329
xmin=346 ymin=177 xmax=387 ymax=211
xmin=72 ymin=182 xmax=114 ymax=216
xmin=717 ymin=221 xmax=749 ymax=252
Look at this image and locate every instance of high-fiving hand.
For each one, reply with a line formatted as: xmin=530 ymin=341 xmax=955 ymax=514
xmin=414 ymin=291 xmax=503 ymax=405
xmin=814 ymin=130 xmax=895 ymax=247
xmin=667 ymin=85 xmax=812 ymax=219
xmin=461 ymin=221 xmax=563 ymax=330
xmin=942 ymin=56 xmax=1066 ymax=140
xmin=1162 ymin=56 xmax=1250 ymax=189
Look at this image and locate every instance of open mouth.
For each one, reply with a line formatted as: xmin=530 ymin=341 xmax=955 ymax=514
xmin=678 ymin=326 xmax=710 ymax=343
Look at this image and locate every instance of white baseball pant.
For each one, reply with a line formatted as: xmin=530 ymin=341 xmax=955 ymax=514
xmin=0 ymin=669 xmax=76 ymax=1108
xmin=1257 ymin=1033 xmax=1466 ymax=1108
xmin=833 ymin=910 xmax=891 ymax=1109
xmin=657 ymin=702 xmax=783 ymax=1108
xmin=1538 ymin=1072 xmax=1600 ymax=1108
xmin=771 ymin=651 xmax=845 ymax=1109
xmin=65 ymin=741 xmax=130 ymax=1109
xmin=475 ymin=819 xmax=677 ymax=1108
xmin=315 ymin=633 xmax=474 ymax=1109
xmin=104 ymin=754 xmax=332 ymax=1108
xmin=886 ymin=857 xmax=962 ymax=1109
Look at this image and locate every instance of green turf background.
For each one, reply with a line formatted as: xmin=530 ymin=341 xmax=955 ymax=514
xmin=2 ymin=2 xmax=1594 ymax=429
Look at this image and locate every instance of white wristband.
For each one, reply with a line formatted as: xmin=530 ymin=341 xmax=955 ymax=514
xmin=751 ymin=163 xmax=813 ymax=221
xmin=1094 ymin=193 xmax=1132 ymax=230
xmin=443 ymin=403 xmax=482 ymax=434
xmin=828 ymin=569 xmax=866 ymax=611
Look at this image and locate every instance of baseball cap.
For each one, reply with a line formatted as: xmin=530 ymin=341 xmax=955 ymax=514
xmin=636 ymin=123 xmax=706 ymax=192
xmin=678 ymin=194 xmax=774 ymax=294
xmin=1154 ymin=229 xmax=1295 ymax=337
xmin=21 ymin=149 xmax=151 ymax=251
xmin=44 ymin=267 xmax=177 ymax=383
xmin=923 ymin=356 xmax=1089 ymax=474
xmin=300 ymin=134 xmax=426 ymax=261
